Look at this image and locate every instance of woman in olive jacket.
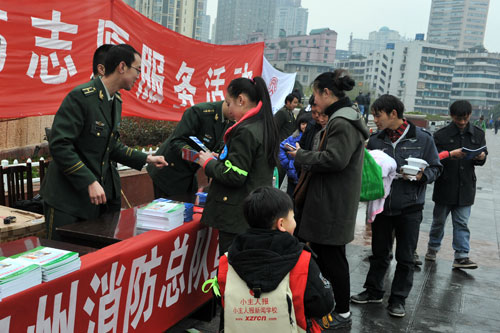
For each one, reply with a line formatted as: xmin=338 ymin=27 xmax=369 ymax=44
xmin=291 ymin=70 xmax=369 ymax=328
xmin=198 ymin=77 xmax=279 ymax=255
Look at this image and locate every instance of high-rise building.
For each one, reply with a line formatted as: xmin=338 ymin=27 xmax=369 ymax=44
xmin=263 ymin=28 xmax=337 ymax=86
xmin=276 ymin=0 xmax=308 ymax=37
xmin=451 ymin=47 xmax=500 ymax=116
xmin=349 ymin=27 xmax=406 ymax=57
xmin=359 ymin=40 xmax=456 ymax=114
xmin=124 ymin=0 xmax=209 ymax=41
xmin=215 ymin=0 xmax=277 ymax=44
xmin=427 ymin=0 xmax=490 ymax=50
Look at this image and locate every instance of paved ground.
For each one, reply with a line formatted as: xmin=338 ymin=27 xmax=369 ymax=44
xmin=168 ymin=129 xmax=500 ymax=333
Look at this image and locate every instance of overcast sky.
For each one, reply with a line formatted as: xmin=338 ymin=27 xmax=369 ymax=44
xmin=206 ymin=0 xmax=500 ymax=53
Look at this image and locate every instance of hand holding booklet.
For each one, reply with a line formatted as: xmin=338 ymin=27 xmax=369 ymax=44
xmin=461 ymin=146 xmax=487 ymax=160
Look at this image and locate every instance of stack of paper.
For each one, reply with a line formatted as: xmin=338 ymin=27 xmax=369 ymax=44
xmin=11 ymin=247 xmax=81 ymax=282
xmin=0 ymin=257 xmax=42 ymax=299
xmin=137 ymin=199 xmax=185 ymax=231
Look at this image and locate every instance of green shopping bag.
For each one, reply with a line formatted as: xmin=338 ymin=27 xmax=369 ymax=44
xmin=360 ymin=149 xmax=385 ymax=202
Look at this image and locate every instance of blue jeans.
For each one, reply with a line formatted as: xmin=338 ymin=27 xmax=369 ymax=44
xmin=428 ymin=203 xmax=472 ymax=259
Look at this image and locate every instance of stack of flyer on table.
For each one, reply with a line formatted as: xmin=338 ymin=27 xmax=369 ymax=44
xmin=136 ymin=199 xmax=185 ymax=231
xmin=0 ymin=257 xmax=42 ymax=300
xmin=11 ymin=247 xmax=81 ymax=282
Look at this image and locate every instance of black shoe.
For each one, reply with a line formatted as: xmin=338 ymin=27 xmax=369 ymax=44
xmin=453 ymin=258 xmax=478 ymax=269
xmin=316 ymin=311 xmax=352 ymax=330
xmin=350 ymin=290 xmax=383 ymax=304
xmin=414 ymin=253 xmax=422 ymax=266
xmin=387 ymin=303 xmax=405 ymax=317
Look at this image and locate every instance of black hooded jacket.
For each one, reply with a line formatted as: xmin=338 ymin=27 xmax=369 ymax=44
xmin=227 ymin=228 xmax=334 ymax=318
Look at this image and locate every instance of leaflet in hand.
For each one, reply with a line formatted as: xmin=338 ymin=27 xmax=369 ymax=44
xmin=189 ymin=136 xmax=209 ymax=152
xmin=461 ymin=146 xmax=487 ymax=160
xmin=181 ymin=147 xmax=200 ymax=163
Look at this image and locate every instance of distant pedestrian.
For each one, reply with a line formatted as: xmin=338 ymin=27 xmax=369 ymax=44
xmin=494 ymin=117 xmax=500 ymax=135
xmin=425 ymin=100 xmax=487 ymax=269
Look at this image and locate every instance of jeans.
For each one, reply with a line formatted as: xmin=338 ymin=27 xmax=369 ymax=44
xmin=428 ymin=203 xmax=472 ymax=259
xmin=363 ymin=210 xmax=422 ymax=305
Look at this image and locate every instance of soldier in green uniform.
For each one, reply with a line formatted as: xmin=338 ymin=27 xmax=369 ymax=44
xmin=274 ymin=93 xmax=298 ymax=185
xmin=275 ymin=93 xmax=298 ymax=142
xmin=41 ymin=44 xmax=167 ymax=240
xmin=147 ymin=101 xmax=233 ymax=201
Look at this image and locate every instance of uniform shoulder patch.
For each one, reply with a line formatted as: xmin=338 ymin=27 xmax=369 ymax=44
xmin=81 ymin=86 xmax=97 ymax=96
xmin=203 ymin=109 xmax=215 ymax=113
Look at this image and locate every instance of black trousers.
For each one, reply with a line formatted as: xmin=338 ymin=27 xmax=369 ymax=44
xmin=311 ymin=243 xmax=350 ymax=313
xmin=364 ymin=210 xmax=422 ymax=305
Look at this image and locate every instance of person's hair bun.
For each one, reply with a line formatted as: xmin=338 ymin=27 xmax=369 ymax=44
xmin=339 ymin=75 xmax=355 ymax=91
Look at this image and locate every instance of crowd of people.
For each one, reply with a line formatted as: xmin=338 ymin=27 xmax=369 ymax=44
xmin=41 ymin=44 xmax=489 ymax=332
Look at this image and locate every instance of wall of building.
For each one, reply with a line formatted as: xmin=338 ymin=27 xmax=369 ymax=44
xmin=0 ymin=116 xmax=53 ymax=151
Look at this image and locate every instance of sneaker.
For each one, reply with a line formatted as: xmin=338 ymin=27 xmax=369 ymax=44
xmin=317 ymin=311 xmax=352 ymax=330
xmin=453 ymin=258 xmax=478 ymax=269
xmin=350 ymin=290 xmax=383 ymax=304
xmin=387 ymin=303 xmax=405 ymax=317
xmin=425 ymin=249 xmax=437 ymax=261
xmin=414 ymin=253 xmax=422 ymax=266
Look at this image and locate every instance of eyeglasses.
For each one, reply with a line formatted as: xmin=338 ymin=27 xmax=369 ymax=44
xmin=130 ymin=66 xmax=141 ymax=74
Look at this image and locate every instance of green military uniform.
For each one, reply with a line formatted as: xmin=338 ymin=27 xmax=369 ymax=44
xmin=201 ymin=111 xmax=274 ymax=253
xmin=274 ymin=106 xmax=296 ymax=142
xmin=41 ymin=78 xmax=148 ymax=239
xmin=147 ymin=101 xmax=231 ymax=199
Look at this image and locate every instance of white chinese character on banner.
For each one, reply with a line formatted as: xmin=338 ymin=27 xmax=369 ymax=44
xmin=83 ymin=262 xmax=126 ymax=333
xmin=188 ymin=228 xmax=217 ymax=294
xmin=27 ymin=280 xmax=79 ymax=333
xmin=234 ymin=62 xmax=253 ymax=78
xmin=136 ymin=44 xmax=165 ymax=104
xmin=174 ymin=61 xmax=196 ymax=107
xmin=0 ymin=10 xmax=7 ymax=72
xmin=123 ymin=246 xmax=162 ymax=330
xmin=205 ymin=66 xmax=225 ymax=102
xmin=158 ymin=234 xmax=189 ymax=308
xmin=26 ymin=10 xmax=78 ymax=84
xmin=0 ymin=316 xmax=10 ymax=332
xmin=97 ymin=19 xmax=129 ymax=47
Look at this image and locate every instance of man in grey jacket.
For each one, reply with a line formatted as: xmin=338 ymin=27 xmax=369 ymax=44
xmin=351 ymin=94 xmax=442 ymax=318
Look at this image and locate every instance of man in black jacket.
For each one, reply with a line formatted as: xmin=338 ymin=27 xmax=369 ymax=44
xmin=425 ymin=100 xmax=487 ymax=269
xmin=351 ymin=95 xmax=441 ymax=318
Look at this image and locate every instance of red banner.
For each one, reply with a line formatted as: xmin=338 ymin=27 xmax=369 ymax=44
xmin=0 ymin=0 xmax=264 ymax=120
xmin=0 ymin=220 xmax=219 ymax=332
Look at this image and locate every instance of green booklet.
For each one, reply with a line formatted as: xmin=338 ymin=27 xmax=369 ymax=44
xmin=11 ymin=246 xmax=79 ymax=270
xmin=0 ymin=256 xmax=41 ymax=283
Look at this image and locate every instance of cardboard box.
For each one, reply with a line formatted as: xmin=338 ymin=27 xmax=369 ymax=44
xmin=0 ymin=206 xmax=45 ymax=243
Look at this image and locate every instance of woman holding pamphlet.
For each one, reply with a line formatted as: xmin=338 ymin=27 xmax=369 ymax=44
xmin=197 ymin=77 xmax=279 ymax=255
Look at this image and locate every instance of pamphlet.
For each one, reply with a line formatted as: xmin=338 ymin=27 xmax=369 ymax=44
xmin=181 ymin=147 xmax=200 ymax=163
xmin=461 ymin=146 xmax=487 ymax=160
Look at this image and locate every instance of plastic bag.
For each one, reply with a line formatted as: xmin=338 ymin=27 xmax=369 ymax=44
xmin=360 ymin=149 xmax=385 ymax=202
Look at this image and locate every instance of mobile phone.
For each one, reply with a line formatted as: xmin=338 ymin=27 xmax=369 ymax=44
xmin=285 ymin=143 xmax=296 ymax=150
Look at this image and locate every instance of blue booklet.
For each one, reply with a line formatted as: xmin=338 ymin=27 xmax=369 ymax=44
xmin=461 ymin=146 xmax=487 ymax=160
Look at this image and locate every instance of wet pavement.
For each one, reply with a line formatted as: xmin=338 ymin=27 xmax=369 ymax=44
xmin=167 ymin=129 xmax=500 ymax=332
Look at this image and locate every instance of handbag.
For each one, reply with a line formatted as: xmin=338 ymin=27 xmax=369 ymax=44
xmin=359 ymin=149 xmax=385 ymax=201
xmin=293 ymin=130 xmax=327 ymax=207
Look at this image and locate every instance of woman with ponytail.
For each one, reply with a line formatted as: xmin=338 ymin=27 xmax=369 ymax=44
xmin=197 ymin=76 xmax=279 ymax=254
xmin=289 ymin=69 xmax=370 ymax=329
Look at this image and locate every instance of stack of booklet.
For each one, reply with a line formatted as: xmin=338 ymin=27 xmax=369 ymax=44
xmin=0 ymin=257 xmax=42 ymax=300
xmin=136 ymin=199 xmax=185 ymax=231
xmin=11 ymin=247 xmax=81 ymax=282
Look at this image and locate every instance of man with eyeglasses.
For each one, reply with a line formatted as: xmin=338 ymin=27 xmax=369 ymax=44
xmin=41 ymin=44 xmax=167 ymax=241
